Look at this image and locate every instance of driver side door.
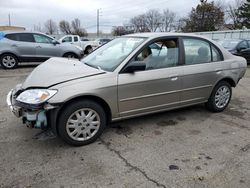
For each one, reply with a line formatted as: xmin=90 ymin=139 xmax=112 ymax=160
xmin=33 ymin=34 xmax=60 ymax=60
xmin=118 ymin=38 xmax=183 ymax=118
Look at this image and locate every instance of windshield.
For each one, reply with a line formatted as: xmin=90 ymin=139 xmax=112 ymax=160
xmin=219 ymin=40 xmax=241 ymax=50
xmin=82 ymin=37 xmax=145 ymax=71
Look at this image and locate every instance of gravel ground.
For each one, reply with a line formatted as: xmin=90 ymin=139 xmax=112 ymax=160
xmin=0 ymin=64 xmax=250 ymax=188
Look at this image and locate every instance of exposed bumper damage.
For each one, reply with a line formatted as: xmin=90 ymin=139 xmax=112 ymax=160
xmin=7 ymin=88 xmax=59 ymax=131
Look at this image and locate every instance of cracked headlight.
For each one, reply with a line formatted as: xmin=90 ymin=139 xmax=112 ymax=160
xmin=16 ymin=89 xmax=57 ymax=104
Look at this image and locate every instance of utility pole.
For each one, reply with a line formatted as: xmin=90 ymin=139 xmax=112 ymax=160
xmin=97 ymin=9 xmax=102 ymax=37
xmin=8 ymin=13 xmax=11 ymax=26
xmin=97 ymin=9 xmax=100 ymax=37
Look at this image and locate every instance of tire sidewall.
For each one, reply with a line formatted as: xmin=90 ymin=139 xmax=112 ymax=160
xmin=208 ymin=81 xmax=232 ymax=112
xmin=0 ymin=54 xmax=18 ymax=69
xmin=58 ymin=100 xmax=106 ymax=146
xmin=85 ymin=47 xmax=93 ymax=54
xmin=63 ymin=53 xmax=77 ymax=59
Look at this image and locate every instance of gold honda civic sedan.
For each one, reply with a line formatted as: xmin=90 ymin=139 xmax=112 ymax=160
xmin=7 ymin=33 xmax=247 ymax=146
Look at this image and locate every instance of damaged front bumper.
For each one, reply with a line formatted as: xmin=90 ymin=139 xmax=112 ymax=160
xmin=6 ymin=88 xmax=59 ymax=130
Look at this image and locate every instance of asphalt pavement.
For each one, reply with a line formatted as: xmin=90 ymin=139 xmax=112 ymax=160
xmin=0 ymin=64 xmax=250 ymax=188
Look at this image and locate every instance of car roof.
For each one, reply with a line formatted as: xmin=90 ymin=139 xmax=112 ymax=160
xmin=125 ymin=32 xmax=207 ymax=39
xmin=2 ymin=30 xmax=46 ymax=35
xmin=219 ymin=39 xmax=244 ymax=42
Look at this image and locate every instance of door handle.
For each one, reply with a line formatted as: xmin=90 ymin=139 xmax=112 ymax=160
xmin=11 ymin=44 xmax=18 ymax=47
xmin=215 ymin=69 xmax=222 ymax=74
xmin=169 ymin=74 xmax=178 ymax=81
xmin=36 ymin=46 xmax=42 ymax=48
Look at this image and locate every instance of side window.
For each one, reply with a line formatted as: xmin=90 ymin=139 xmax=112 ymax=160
xmin=33 ymin=34 xmax=53 ymax=44
xmin=238 ymin=41 xmax=248 ymax=49
xmin=62 ymin=36 xmax=72 ymax=42
xmin=74 ymin=36 xmax=78 ymax=42
xmin=133 ymin=39 xmax=179 ymax=70
xmin=16 ymin=33 xmax=34 ymax=42
xmin=5 ymin=34 xmax=18 ymax=41
xmin=183 ymin=38 xmax=211 ymax=65
xmin=247 ymin=41 xmax=250 ymax=48
xmin=212 ymin=46 xmax=223 ymax=62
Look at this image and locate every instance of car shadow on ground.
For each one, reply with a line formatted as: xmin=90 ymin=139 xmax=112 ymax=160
xmin=32 ymin=104 xmax=208 ymax=149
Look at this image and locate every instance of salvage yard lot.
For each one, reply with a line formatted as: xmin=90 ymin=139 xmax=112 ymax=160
xmin=0 ymin=64 xmax=250 ymax=188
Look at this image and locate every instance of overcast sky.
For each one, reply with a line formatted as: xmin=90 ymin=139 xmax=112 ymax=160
xmin=0 ymin=0 xmax=233 ymax=33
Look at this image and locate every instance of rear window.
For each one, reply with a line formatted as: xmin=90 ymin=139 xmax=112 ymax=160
xmin=5 ymin=33 xmax=18 ymax=41
xmin=74 ymin=36 xmax=78 ymax=42
xmin=17 ymin=33 xmax=34 ymax=42
xmin=5 ymin=33 xmax=34 ymax=42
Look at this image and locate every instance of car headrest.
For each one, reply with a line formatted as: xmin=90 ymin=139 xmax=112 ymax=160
xmin=198 ymin=47 xmax=209 ymax=56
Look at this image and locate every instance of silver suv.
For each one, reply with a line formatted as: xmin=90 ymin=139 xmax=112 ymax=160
xmin=0 ymin=31 xmax=84 ymax=69
xmin=7 ymin=33 xmax=247 ymax=146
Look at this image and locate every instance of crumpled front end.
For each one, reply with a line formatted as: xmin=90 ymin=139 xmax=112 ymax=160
xmin=6 ymin=84 xmax=58 ymax=130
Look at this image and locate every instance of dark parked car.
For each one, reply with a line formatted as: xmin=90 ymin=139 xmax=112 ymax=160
xmin=219 ymin=39 xmax=250 ymax=64
xmin=0 ymin=31 xmax=84 ymax=69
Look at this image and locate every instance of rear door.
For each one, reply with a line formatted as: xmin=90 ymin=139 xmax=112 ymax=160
xmin=180 ymin=37 xmax=224 ymax=106
xmin=5 ymin=33 xmax=36 ymax=61
xmin=33 ymin=33 xmax=60 ymax=60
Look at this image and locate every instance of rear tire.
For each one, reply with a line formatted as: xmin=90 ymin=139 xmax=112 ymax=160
xmin=58 ymin=100 xmax=106 ymax=146
xmin=85 ymin=46 xmax=93 ymax=55
xmin=0 ymin=54 xmax=18 ymax=69
xmin=63 ymin=53 xmax=78 ymax=59
xmin=206 ymin=81 xmax=232 ymax=112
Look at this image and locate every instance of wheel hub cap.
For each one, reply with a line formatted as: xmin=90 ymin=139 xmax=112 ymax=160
xmin=66 ymin=108 xmax=100 ymax=141
xmin=2 ymin=56 xmax=16 ymax=68
xmin=215 ymin=86 xmax=230 ymax=109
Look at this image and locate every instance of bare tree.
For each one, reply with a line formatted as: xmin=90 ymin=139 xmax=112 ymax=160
xmin=71 ymin=18 xmax=87 ymax=36
xmin=44 ymin=19 xmax=58 ymax=34
xmin=33 ymin=23 xmax=43 ymax=32
xmin=226 ymin=0 xmax=244 ymax=29
xmin=130 ymin=14 xmax=150 ymax=32
xmin=159 ymin=9 xmax=176 ymax=32
xmin=112 ymin=26 xmax=134 ymax=36
xmin=145 ymin=9 xmax=162 ymax=32
xmin=59 ymin=20 xmax=72 ymax=34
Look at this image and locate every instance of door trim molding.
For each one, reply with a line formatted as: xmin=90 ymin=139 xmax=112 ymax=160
xmin=120 ymin=84 xmax=212 ymax=102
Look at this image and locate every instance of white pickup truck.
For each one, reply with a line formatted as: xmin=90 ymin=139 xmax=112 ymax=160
xmin=59 ymin=35 xmax=94 ymax=55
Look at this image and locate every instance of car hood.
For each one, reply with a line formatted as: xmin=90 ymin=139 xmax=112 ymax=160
xmin=22 ymin=57 xmax=105 ymax=89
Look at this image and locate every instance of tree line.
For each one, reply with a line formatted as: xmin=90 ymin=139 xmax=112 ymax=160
xmin=112 ymin=0 xmax=250 ymax=36
xmin=34 ymin=0 xmax=250 ymax=36
xmin=34 ymin=18 xmax=88 ymax=37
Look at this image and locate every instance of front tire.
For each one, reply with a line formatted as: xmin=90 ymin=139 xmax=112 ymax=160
xmin=63 ymin=52 xmax=78 ymax=59
xmin=58 ymin=100 xmax=106 ymax=146
xmin=0 ymin=54 xmax=18 ymax=69
xmin=206 ymin=81 xmax=232 ymax=112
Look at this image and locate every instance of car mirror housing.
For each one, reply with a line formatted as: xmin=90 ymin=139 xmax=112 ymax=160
xmin=123 ymin=62 xmax=146 ymax=73
xmin=52 ymin=40 xmax=59 ymax=45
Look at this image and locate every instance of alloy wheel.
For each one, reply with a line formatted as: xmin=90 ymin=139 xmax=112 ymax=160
xmin=215 ymin=85 xmax=231 ymax=109
xmin=2 ymin=55 xmax=17 ymax=68
xmin=66 ymin=108 xmax=101 ymax=141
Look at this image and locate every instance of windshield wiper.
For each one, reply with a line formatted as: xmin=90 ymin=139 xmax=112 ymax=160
xmin=84 ymin=62 xmax=104 ymax=71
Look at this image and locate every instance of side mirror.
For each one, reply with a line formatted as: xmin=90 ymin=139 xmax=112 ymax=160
xmin=61 ymin=39 xmax=66 ymax=43
xmin=123 ymin=62 xmax=146 ymax=73
xmin=241 ymin=48 xmax=250 ymax=53
xmin=52 ymin=39 xmax=59 ymax=45
xmin=237 ymin=46 xmax=247 ymax=52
